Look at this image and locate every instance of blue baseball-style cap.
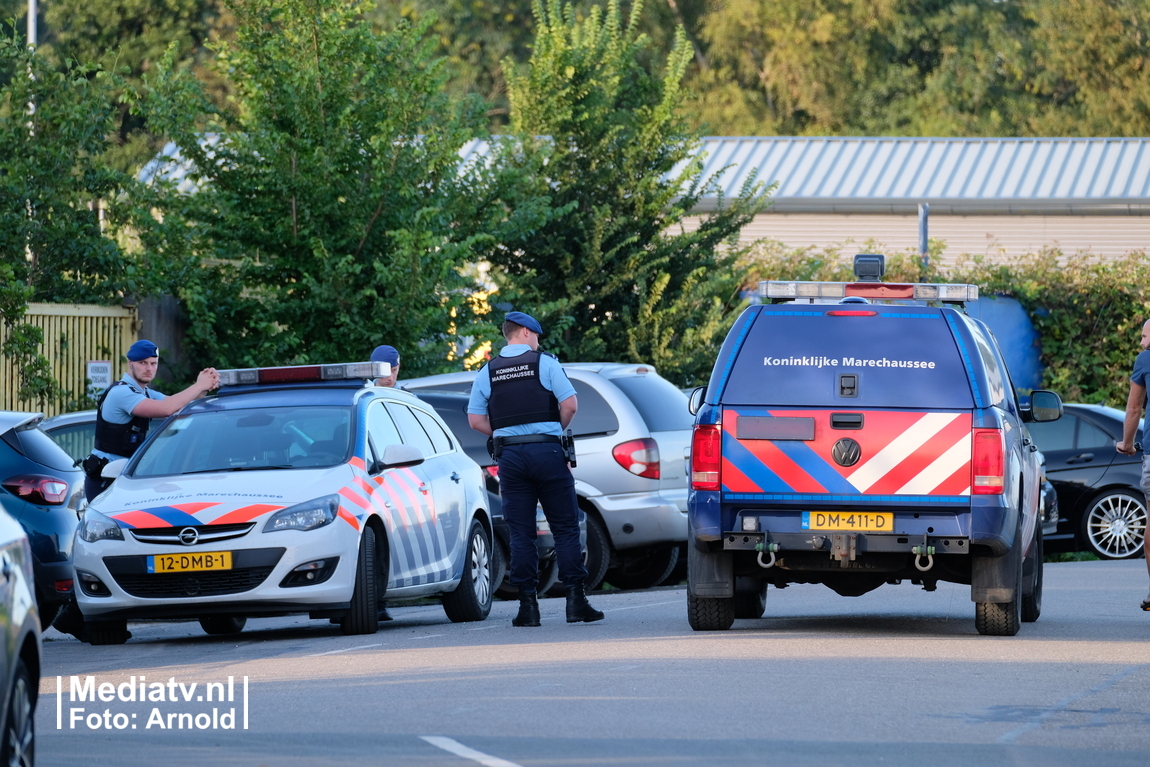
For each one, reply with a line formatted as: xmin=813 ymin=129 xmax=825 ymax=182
xmin=504 ymin=311 xmax=543 ymax=335
xmin=126 ymin=339 xmax=159 ymax=361
xmin=370 ymin=345 xmax=400 ymax=366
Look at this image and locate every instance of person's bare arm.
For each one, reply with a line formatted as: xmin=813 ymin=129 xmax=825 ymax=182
xmin=468 ymin=414 xmax=493 ymax=436
xmin=131 ymin=368 xmax=219 ymax=419
xmin=1116 ymin=381 xmax=1146 ymax=455
xmin=558 ymin=395 xmax=578 ymax=429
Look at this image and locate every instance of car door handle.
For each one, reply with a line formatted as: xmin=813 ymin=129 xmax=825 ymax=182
xmin=418 ymin=482 xmax=429 ymax=493
xmin=1066 ymin=453 xmax=1094 ymax=464
xmin=450 ymin=472 xmax=461 ymax=483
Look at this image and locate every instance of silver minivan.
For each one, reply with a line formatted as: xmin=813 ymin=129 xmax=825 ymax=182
xmin=402 ymin=363 xmax=692 ymax=590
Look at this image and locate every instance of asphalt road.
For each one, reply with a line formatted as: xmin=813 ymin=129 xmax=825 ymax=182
xmin=36 ymin=559 xmax=1150 ymax=766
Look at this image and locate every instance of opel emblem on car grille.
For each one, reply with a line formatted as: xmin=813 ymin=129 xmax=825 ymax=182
xmin=178 ymin=527 xmax=200 ymax=546
xmin=832 ymin=438 xmax=862 ymax=467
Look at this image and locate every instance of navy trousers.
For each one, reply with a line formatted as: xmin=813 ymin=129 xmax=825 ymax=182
xmin=498 ymin=442 xmax=587 ymax=593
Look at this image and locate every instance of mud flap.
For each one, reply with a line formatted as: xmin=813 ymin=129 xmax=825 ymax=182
xmin=971 ymin=542 xmax=1022 ymax=603
xmin=688 ymin=543 xmax=733 ymax=598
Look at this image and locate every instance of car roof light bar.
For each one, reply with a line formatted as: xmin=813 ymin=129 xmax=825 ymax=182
xmin=217 ymin=361 xmax=390 ymax=387
xmin=759 ymin=281 xmax=978 ymax=303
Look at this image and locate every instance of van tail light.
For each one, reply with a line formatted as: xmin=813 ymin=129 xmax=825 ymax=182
xmin=2 ymin=475 xmax=70 ymax=505
xmin=972 ymin=429 xmax=1005 ymax=495
xmin=612 ymin=439 xmax=660 ymax=479
xmin=691 ymin=424 xmax=722 ymax=491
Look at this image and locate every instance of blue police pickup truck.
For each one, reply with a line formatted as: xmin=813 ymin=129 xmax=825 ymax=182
xmin=686 ymin=255 xmax=1063 ymax=636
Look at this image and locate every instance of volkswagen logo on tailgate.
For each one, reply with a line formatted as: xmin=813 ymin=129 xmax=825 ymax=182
xmin=178 ymin=527 xmax=200 ymax=546
xmin=832 ymin=438 xmax=861 ymax=467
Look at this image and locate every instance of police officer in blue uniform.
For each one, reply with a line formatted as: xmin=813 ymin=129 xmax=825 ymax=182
xmin=82 ymin=340 xmax=219 ymax=501
xmin=468 ymin=312 xmax=603 ymax=626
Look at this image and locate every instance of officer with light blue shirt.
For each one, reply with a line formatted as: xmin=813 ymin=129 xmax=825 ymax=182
xmin=468 ymin=312 xmax=603 ymax=627
xmin=82 ymin=340 xmax=219 ymax=501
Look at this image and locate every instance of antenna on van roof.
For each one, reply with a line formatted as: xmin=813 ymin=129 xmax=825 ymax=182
xmin=853 ymin=254 xmax=885 ymax=282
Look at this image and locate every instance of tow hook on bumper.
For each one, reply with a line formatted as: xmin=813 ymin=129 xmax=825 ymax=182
xmin=754 ymin=542 xmax=779 ymax=569
xmin=912 ymin=534 xmax=935 ymax=572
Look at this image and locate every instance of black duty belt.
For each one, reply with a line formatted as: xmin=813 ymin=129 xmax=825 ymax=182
xmin=494 ymin=434 xmax=561 ymax=446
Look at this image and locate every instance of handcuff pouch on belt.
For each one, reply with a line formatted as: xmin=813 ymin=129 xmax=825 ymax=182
xmin=81 ymin=454 xmax=110 ymax=479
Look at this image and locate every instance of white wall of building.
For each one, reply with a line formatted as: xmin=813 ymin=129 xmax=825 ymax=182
xmin=680 ymin=213 xmax=1150 ymax=266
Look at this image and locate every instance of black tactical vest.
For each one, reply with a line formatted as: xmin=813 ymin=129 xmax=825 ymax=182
xmin=93 ymin=380 xmax=153 ymax=458
xmin=487 ymin=351 xmax=561 ymax=430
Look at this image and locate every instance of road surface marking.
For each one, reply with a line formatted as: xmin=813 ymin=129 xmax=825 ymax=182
xmin=305 ymin=643 xmax=384 ymax=657
xmin=603 ymin=599 xmax=680 ymax=613
xmin=997 ymin=663 xmax=1148 ymax=743
xmin=421 ymin=736 xmax=523 ymax=767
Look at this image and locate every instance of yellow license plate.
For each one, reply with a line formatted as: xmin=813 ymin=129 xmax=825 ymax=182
xmin=148 ymin=552 xmax=233 ymax=574
xmin=802 ymin=511 xmax=894 ymax=531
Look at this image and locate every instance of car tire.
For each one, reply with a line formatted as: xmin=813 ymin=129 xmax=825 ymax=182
xmin=442 ymin=519 xmax=493 ymax=622
xmin=0 ymin=658 xmax=34 ymax=767
xmin=583 ymin=513 xmax=611 ymax=592
xmin=733 ymin=580 xmax=768 ymax=619
xmin=975 ymin=534 xmax=1023 ymax=637
xmin=36 ymin=596 xmax=61 ymax=632
xmin=199 ymin=616 xmax=247 ymax=635
xmin=1022 ymin=526 xmax=1043 ymax=623
xmin=1079 ymin=489 xmax=1147 ymax=560
xmin=85 ymin=619 xmax=131 ymax=645
xmin=342 ymin=525 xmax=380 ymax=635
xmin=687 ymin=593 xmax=735 ymax=631
xmin=604 ymin=546 xmax=679 ymax=591
xmin=490 ymin=534 xmax=510 ymax=597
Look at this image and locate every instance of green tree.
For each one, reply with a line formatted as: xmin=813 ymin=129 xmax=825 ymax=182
xmin=144 ymin=0 xmax=547 ymax=375
xmin=0 ymin=32 xmax=166 ymax=405
xmin=484 ymin=0 xmax=770 ymax=386
xmin=1 ymin=0 xmax=235 ymax=171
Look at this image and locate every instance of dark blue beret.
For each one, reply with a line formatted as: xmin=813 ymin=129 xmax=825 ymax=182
xmin=504 ymin=311 xmax=543 ymax=335
xmin=126 ymin=339 xmax=159 ymax=361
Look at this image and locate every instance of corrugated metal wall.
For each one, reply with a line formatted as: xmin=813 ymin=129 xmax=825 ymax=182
xmin=683 ymin=214 xmax=1150 ymax=266
xmin=1 ymin=303 xmax=136 ymax=416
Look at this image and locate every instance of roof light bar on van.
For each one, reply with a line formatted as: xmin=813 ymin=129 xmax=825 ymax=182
xmin=217 ymin=361 xmax=390 ymax=387
xmin=760 ymin=281 xmax=979 ymax=303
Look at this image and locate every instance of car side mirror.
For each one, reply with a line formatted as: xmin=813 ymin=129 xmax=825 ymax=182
xmin=101 ymin=458 xmax=128 ymax=479
xmin=688 ymin=386 xmax=705 ymax=417
xmin=1026 ymin=390 xmax=1063 ymax=423
xmin=372 ymin=443 xmax=425 ymax=472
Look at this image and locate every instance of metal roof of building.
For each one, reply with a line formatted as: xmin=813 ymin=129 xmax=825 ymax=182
xmin=681 ymin=137 xmax=1150 ymax=215
xmin=151 ymin=136 xmax=1150 ymax=215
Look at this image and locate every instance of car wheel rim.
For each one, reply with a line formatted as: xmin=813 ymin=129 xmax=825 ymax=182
xmin=1086 ymin=494 xmax=1148 ymax=557
xmin=7 ymin=676 xmax=32 ymax=767
xmin=470 ymin=532 xmax=490 ymax=605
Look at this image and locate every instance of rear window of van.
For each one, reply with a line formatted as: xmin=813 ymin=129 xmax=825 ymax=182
xmin=721 ymin=308 xmax=975 ymax=409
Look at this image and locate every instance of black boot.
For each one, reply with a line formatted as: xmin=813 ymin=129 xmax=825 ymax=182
xmin=513 ymin=592 xmax=541 ymax=627
xmin=565 ymin=582 xmax=604 ymax=623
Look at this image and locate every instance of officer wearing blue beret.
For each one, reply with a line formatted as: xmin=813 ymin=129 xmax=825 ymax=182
xmin=370 ymin=345 xmax=401 ymax=388
xmin=82 ymin=340 xmax=220 ymax=501
xmin=467 ymin=312 xmax=603 ymax=626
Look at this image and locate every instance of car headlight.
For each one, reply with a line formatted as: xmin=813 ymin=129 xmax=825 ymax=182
xmin=77 ymin=509 xmax=124 ymax=543
xmin=262 ymin=494 xmax=339 ymax=533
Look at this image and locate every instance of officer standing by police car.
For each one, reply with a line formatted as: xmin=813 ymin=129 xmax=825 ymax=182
xmin=82 ymin=340 xmax=219 ymax=501
xmin=468 ymin=312 xmax=603 ymax=627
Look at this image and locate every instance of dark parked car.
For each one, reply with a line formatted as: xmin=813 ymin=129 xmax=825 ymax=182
xmin=1027 ymin=403 xmax=1146 ymax=559
xmin=0 ymin=411 xmax=85 ymax=627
